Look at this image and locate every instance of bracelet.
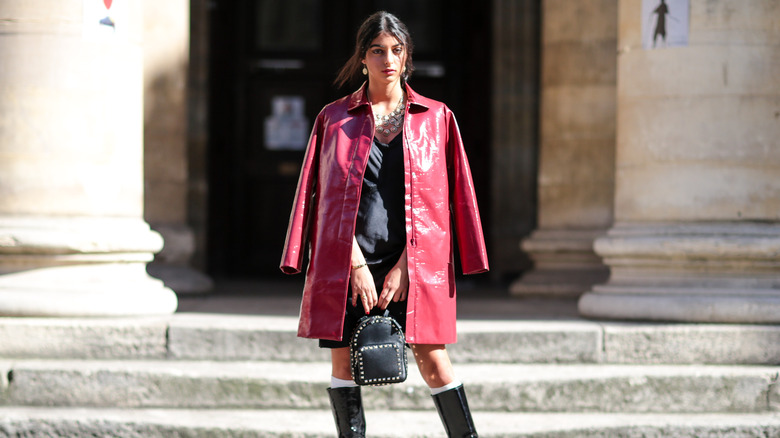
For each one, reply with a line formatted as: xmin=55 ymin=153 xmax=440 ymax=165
xmin=351 ymin=263 xmax=367 ymax=270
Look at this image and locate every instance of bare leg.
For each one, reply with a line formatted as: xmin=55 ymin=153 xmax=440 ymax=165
xmin=331 ymin=347 xmax=353 ymax=381
xmin=410 ymin=344 xmax=456 ymax=388
xmin=412 ymin=344 xmax=478 ymax=437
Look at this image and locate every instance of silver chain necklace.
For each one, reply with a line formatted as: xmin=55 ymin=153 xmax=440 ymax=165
xmin=374 ymin=95 xmax=405 ymax=136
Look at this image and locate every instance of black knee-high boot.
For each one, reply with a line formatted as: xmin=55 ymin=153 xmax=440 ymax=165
xmin=327 ymin=386 xmax=366 ymax=437
xmin=432 ymin=384 xmax=478 ymax=438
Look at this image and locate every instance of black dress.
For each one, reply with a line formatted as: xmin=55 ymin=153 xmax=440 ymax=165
xmin=319 ymin=133 xmax=408 ymax=348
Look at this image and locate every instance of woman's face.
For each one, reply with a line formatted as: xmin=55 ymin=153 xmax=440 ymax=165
xmin=362 ymin=32 xmax=407 ymax=86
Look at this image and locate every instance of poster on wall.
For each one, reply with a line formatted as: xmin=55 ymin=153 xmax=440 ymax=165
xmin=642 ymin=0 xmax=689 ymax=49
xmin=83 ymin=0 xmax=126 ymax=41
xmin=265 ymin=96 xmax=308 ymax=151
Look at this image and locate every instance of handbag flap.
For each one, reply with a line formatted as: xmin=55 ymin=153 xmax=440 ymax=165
xmin=351 ymin=315 xmax=404 ymax=347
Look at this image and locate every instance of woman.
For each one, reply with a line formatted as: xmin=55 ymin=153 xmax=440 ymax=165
xmin=281 ymin=11 xmax=488 ymax=437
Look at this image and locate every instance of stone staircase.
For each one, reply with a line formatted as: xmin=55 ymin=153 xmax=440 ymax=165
xmin=1 ymin=310 xmax=780 ymax=437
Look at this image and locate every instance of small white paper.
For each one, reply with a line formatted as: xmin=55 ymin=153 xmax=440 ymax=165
xmin=642 ymin=0 xmax=689 ymax=49
xmin=265 ymin=96 xmax=308 ymax=151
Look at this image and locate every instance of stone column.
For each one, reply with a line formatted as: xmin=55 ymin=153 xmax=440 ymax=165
xmin=579 ymin=0 xmax=780 ymax=322
xmin=511 ymin=0 xmax=617 ymax=297
xmin=0 ymin=1 xmax=177 ymax=316
xmin=143 ymin=0 xmax=212 ymax=294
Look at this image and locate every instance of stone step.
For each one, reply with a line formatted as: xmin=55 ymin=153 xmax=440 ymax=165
xmin=168 ymin=315 xmax=603 ymax=364
xmin=1 ymin=407 xmax=779 ymax=437
xmin=3 ymin=360 xmax=778 ymax=413
xmin=2 ymin=313 xmax=780 ymax=365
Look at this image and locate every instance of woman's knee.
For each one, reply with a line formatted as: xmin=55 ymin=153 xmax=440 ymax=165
xmin=410 ymin=344 xmax=455 ymax=387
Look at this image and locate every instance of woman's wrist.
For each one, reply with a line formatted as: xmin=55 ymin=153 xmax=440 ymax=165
xmin=352 ymin=262 xmax=367 ymax=270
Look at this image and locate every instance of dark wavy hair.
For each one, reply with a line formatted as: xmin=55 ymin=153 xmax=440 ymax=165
xmin=334 ymin=11 xmax=415 ymax=88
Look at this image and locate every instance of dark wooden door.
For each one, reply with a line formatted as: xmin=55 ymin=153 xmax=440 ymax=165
xmin=208 ymin=0 xmax=492 ymax=278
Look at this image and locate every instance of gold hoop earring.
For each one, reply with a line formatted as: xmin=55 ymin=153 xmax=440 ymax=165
xmin=362 ymin=67 xmax=368 ymax=75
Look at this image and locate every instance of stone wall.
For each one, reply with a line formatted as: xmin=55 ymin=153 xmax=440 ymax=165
xmin=579 ymin=0 xmax=780 ymax=323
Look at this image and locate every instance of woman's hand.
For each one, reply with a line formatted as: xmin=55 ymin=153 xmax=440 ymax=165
xmin=350 ymin=236 xmax=376 ymax=314
xmin=379 ymin=247 xmax=408 ymax=310
xmin=351 ymin=265 xmax=377 ymax=314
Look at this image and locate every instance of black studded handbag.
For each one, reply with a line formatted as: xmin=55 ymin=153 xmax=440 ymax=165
xmin=349 ymin=310 xmax=407 ymax=386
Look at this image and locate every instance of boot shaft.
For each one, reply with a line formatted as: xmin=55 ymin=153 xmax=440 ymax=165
xmin=327 ymin=386 xmax=366 ymax=437
xmin=432 ymin=384 xmax=478 ymax=438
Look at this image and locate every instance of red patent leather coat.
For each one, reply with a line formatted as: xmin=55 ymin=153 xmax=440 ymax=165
xmin=280 ymin=83 xmax=488 ymax=344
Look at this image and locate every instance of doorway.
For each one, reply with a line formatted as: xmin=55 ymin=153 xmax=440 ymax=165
xmin=207 ymin=0 xmax=492 ymax=278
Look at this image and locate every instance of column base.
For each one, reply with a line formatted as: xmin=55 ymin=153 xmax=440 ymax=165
xmin=511 ymin=229 xmax=609 ymax=297
xmin=0 ymin=264 xmax=177 ymax=317
xmin=579 ymin=222 xmax=780 ymax=323
xmin=0 ymin=216 xmax=178 ymax=316
xmin=147 ymin=224 xmax=213 ymax=295
xmin=147 ymin=263 xmax=213 ymax=295
xmin=579 ymin=288 xmax=780 ymax=323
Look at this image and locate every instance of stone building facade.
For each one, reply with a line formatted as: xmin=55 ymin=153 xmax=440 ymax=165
xmin=0 ymin=0 xmax=777 ymax=322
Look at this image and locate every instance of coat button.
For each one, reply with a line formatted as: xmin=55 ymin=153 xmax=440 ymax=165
xmin=410 ymin=238 xmax=416 ymax=247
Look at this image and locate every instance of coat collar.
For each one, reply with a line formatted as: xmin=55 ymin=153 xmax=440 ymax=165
xmin=347 ymin=82 xmax=429 ymax=113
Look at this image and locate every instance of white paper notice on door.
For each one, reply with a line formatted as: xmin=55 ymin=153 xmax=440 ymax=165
xmin=265 ymin=96 xmax=308 ymax=151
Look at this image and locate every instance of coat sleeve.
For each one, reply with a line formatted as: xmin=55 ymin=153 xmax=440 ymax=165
xmin=280 ymin=110 xmax=323 ymax=274
xmin=446 ymin=109 xmax=489 ymax=275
